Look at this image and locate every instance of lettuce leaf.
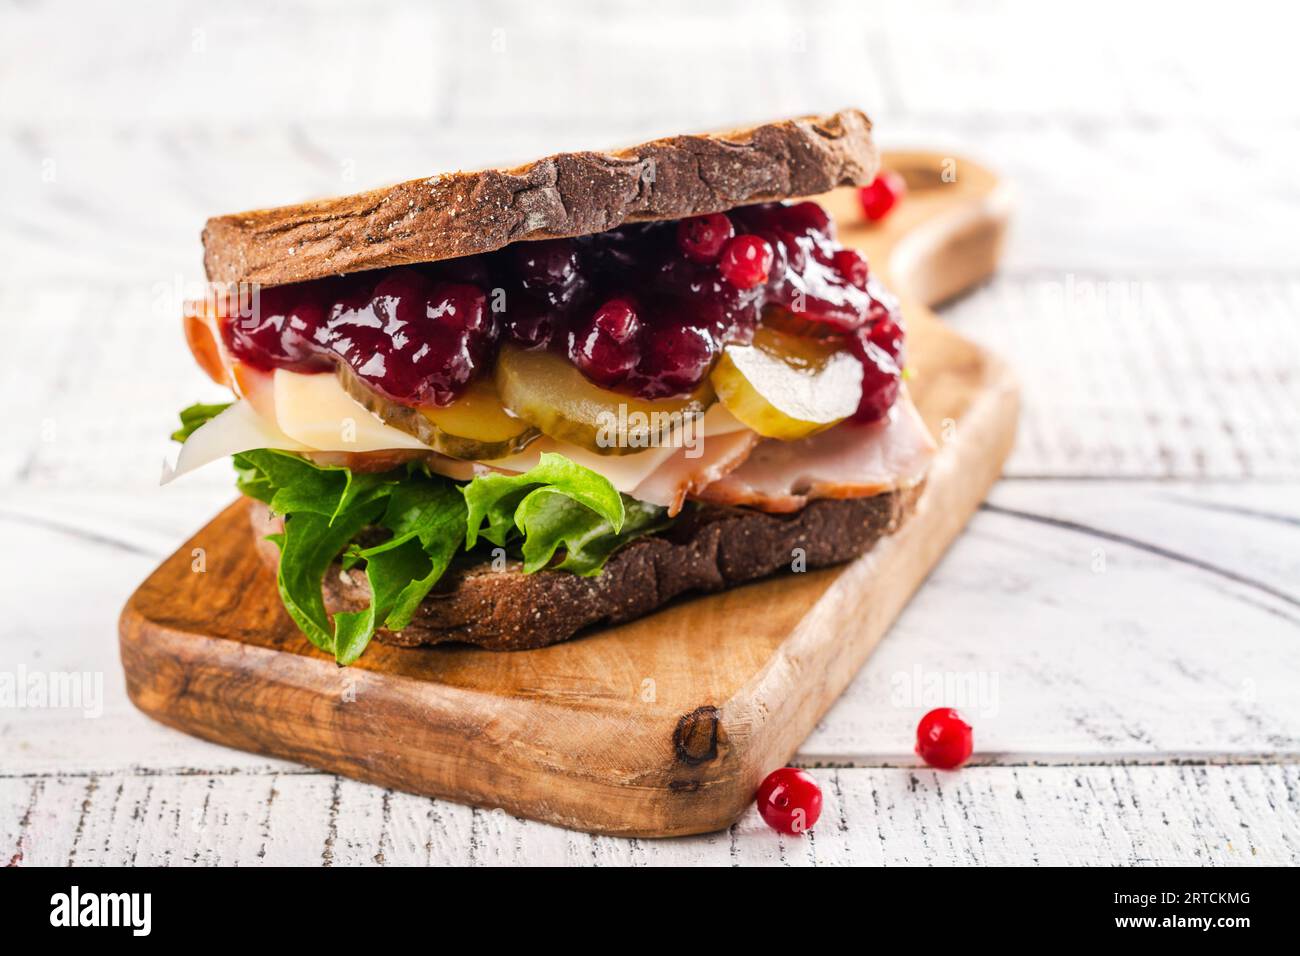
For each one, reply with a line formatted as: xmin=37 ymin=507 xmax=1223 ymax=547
xmin=524 ymin=493 xmax=671 ymax=575
xmin=270 ymin=501 xmax=385 ymax=652
xmin=462 ymin=451 xmax=625 ymax=549
xmin=197 ymin=416 xmax=669 ymax=663
xmin=234 ymin=449 xmax=398 ymax=523
xmin=333 ymin=477 xmax=468 ymax=664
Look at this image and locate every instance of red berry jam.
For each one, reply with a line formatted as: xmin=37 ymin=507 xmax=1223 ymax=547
xmin=570 ymin=297 xmax=641 ymax=388
xmin=755 ymin=767 xmax=823 ymax=835
xmin=915 ymin=708 xmax=974 ymax=770
xmin=219 ymin=200 xmax=905 ymax=410
xmin=849 ymin=334 xmax=901 ymax=424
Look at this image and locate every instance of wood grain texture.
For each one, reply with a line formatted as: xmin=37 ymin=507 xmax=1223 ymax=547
xmin=118 ymin=152 xmax=1018 ymax=836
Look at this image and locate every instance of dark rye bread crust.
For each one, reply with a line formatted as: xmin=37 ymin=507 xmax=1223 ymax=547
xmin=249 ymin=486 xmax=921 ymax=651
xmin=203 ymin=110 xmax=877 ymax=287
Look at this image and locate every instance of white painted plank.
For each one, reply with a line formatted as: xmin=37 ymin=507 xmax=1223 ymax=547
xmin=943 ymin=277 xmax=1300 ymax=479
xmin=804 ymin=479 xmax=1300 ymax=761
xmin=0 ymin=1 xmax=446 ymax=126
xmin=5 ymin=766 xmax=1296 ymax=866
xmin=0 ymin=778 xmax=35 ymax=867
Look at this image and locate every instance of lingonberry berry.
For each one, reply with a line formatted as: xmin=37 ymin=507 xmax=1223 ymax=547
xmin=634 ymin=318 xmax=716 ymax=398
xmin=831 ymin=248 xmax=870 ymax=289
xmin=755 ymin=767 xmax=823 ymax=835
xmin=915 ymin=708 xmax=974 ymax=770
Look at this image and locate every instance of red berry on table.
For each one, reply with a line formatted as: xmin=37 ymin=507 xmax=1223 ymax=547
xmin=755 ymin=767 xmax=823 ymax=835
xmin=719 ymin=235 xmax=775 ymax=289
xmin=858 ymin=171 xmax=907 ymax=222
xmin=915 ymin=708 xmax=973 ymax=770
xmin=676 ymin=213 xmax=735 ymax=263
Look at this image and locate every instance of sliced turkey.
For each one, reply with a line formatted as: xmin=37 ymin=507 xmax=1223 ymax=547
xmin=631 ymin=429 xmax=763 ymax=515
xmin=691 ymin=391 xmax=936 ymax=513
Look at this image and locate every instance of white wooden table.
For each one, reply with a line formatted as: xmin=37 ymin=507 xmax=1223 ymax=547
xmin=2 ymin=0 xmax=1298 ymax=866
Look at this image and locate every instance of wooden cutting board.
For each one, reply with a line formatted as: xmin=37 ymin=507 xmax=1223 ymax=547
xmin=120 ymin=151 xmax=1018 ymax=838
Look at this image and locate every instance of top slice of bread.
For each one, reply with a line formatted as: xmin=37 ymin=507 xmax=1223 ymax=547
xmin=202 ymin=109 xmax=877 ymax=287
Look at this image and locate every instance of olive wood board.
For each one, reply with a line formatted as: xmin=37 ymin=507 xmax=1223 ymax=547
xmin=120 ymin=150 xmax=1018 ymax=837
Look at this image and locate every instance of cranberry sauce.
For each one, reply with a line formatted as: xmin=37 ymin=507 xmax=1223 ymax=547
xmin=221 ymin=201 xmax=905 ymax=419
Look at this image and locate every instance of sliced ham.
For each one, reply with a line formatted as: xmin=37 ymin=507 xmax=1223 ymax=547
xmin=691 ymin=391 xmax=936 ymax=513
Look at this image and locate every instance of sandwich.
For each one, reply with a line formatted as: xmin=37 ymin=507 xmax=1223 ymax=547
xmin=168 ymin=109 xmax=936 ymax=664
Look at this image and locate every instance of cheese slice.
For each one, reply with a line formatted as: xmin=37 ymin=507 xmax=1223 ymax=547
xmin=273 ymin=369 xmax=429 ymax=451
xmin=162 ymin=371 xmax=430 ymax=485
xmin=162 ymin=399 xmax=311 ymax=484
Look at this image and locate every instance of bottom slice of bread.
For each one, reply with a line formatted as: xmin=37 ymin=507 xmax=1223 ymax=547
xmin=249 ymin=486 xmax=922 ymax=651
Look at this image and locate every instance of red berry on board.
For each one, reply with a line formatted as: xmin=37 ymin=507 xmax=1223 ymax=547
xmin=676 ymin=213 xmax=735 ymax=263
xmin=719 ymin=235 xmax=775 ymax=289
xmin=915 ymin=708 xmax=973 ymax=770
xmin=858 ymin=171 xmax=907 ymax=222
xmin=755 ymin=767 xmax=823 ymax=835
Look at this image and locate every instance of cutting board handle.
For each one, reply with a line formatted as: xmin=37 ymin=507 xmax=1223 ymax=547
xmin=821 ymin=151 xmax=1013 ymax=308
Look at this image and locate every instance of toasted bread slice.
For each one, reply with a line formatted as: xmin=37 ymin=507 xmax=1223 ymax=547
xmin=249 ymin=486 xmax=919 ymax=651
xmin=203 ymin=109 xmax=877 ymax=287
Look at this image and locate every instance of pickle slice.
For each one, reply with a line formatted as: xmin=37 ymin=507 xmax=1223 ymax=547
xmin=494 ymin=344 xmax=714 ymax=455
xmin=335 ymin=364 xmax=536 ymax=460
xmin=710 ymin=326 xmax=861 ymax=440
